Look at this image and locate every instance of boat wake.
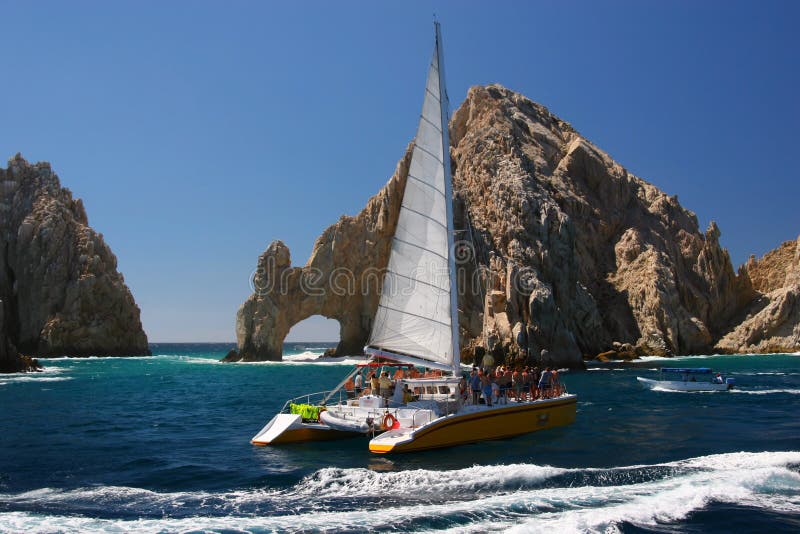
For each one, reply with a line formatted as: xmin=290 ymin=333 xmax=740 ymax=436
xmin=648 ymin=386 xmax=724 ymax=394
xmin=279 ymin=352 xmax=368 ymax=365
xmin=1 ymin=451 xmax=798 ymax=533
xmin=730 ymin=388 xmax=800 ymax=395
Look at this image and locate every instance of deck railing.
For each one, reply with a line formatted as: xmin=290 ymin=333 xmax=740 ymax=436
xmin=278 ymin=388 xmax=351 ymax=415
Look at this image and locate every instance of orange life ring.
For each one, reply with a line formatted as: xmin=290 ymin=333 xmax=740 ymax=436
xmin=382 ymin=413 xmax=398 ymax=429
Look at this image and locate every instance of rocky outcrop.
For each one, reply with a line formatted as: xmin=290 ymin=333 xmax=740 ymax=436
xmin=0 ymin=154 xmax=149 ymax=363
xmin=715 ymin=237 xmax=800 ymax=353
xmin=233 ymin=84 xmax=797 ymax=367
xmin=449 ymin=85 xmax=755 ymax=365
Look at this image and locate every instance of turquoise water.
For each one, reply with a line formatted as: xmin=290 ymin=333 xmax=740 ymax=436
xmin=1 ymin=344 xmax=799 ymax=532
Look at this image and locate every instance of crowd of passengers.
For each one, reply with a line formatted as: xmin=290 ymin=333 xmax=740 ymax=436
xmin=465 ymin=366 xmax=565 ymax=406
xmin=344 ymin=365 xmax=565 ymax=406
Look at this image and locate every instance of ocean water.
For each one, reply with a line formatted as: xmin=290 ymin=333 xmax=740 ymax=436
xmin=1 ymin=344 xmax=799 ymax=533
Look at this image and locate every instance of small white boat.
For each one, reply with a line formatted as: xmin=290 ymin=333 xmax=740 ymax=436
xmin=637 ymin=368 xmax=735 ymax=392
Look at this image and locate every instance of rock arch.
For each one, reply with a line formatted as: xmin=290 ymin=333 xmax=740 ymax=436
xmin=225 ymin=148 xmax=411 ymax=362
xmin=284 ymin=315 xmax=342 ymax=347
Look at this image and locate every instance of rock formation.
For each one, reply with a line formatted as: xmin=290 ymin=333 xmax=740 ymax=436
xmin=224 ymin=147 xmax=412 ymax=362
xmin=232 ymin=84 xmax=798 ymax=367
xmin=0 ymin=154 xmax=149 ymax=366
xmin=715 ymin=237 xmax=800 ymax=353
xmin=0 ymin=299 xmax=40 ymax=373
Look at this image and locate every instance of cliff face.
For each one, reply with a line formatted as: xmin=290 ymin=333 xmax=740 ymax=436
xmin=0 ymin=154 xmax=149 ymax=363
xmin=233 ymin=84 xmax=796 ymax=366
xmin=0 ymin=300 xmax=39 ymax=372
xmin=715 ymin=237 xmax=800 ymax=353
xmin=449 ymin=85 xmax=754 ymax=363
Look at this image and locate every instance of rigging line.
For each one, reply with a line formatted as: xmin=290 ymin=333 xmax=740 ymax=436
xmin=368 ymin=331 xmax=443 ymax=362
xmin=398 ymin=205 xmax=448 ymax=231
xmin=407 ymin=174 xmax=446 ymax=198
xmin=424 ymin=87 xmax=440 ymax=103
xmin=385 ymin=268 xmax=449 ymax=292
xmin=419 ymin=114 xmax=443 ymax=133
xmin=376 ymin=303 xmax=451 ymax=328
xmin=392 ymin=237 xmax=448 ymax=262
xmin=413 ymin=143 xmax=444 ymax=165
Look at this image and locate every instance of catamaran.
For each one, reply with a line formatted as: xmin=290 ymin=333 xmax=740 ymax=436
xmin=250 ymin=23 xmax=577 ymax=453
xmin=637 ymin=368 xmax=735 ymax=392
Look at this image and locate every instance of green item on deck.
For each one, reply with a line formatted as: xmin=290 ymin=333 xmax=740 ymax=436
xmin=289 ymin=403 xmax=321 ymax=421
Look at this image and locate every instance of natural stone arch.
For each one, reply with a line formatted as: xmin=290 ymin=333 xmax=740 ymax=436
xmin=225 ymin=148 xmax=411 ymax=362
xmin=284 ymin=315 xmax=341 ymax=346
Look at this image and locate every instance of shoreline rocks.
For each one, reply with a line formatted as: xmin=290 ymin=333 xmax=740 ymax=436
xmin=715 ymin=237 xmax=800 ymax=354
xmin=0 ymin=301 xmax=40 ymax=373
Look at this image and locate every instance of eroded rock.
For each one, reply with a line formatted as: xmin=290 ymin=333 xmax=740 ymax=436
xmin=716 ymin=237 xmax=800 ymax=353
xmin=0 ymin=154 xmax=149 ymax=365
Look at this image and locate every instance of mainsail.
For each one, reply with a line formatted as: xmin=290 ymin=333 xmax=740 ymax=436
xmin=366 ymin=23 xmax=460 ymax=375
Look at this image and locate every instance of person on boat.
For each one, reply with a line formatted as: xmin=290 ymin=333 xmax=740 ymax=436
xmin=369 ymin=372 xmax=380 ymax=395
xmin=491 ymin=378 xmax=501 ymax=405
xmin=344 ymin=376 xmax=356 ymax=399
xmin=470 ymin=368 xmax=482 ymax=405
xmin=354 ymin=371 xmax=364 ymax=396
xmin=501 ymin=367 xmax=513 ymax=402
xmin=715 ymin=373 xmax=724 ymax=384
xmin=512 ymin=368 xmax=522 ymax=401
xmin=531 ymin=367 xmax=541 ymax=399
xmin=494 ymin=366 xmax=504 ymax=392
xmin=538 ymin=367 xmax=553 ymax=399
xmin=521 ymin=367 xmax=531 ymax=401
xmin=402 ymin=384 xmax=415 ymax=403
xmin=379 ymin=371 xmax=393 ymax=398
xmin=551 ymin=369 xmax=561 ymax=396
xmin=481 ymin=374 xmax=493 ymax=407
xmin=458 ymin=375 xmax=469 ymax=403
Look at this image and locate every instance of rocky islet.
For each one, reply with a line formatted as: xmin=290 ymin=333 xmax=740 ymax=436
xmin=0 ymin=154 xmax=150 ymax=372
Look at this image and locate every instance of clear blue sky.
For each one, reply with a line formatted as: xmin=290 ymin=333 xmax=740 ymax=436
xmin=2 ymin=1 xmax=798 ymax=342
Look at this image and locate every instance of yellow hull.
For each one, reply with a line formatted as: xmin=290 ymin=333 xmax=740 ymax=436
xmin=252 ymin=424 xmax=360 ymax=445
xmin=369 ymin=396 xmax=576 ymax=454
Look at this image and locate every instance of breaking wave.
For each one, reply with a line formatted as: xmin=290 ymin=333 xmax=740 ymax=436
xmin=1 ymin=451 xmax=798 ymax=533
xmin=0 ymin=366 xmax=71 ymax=385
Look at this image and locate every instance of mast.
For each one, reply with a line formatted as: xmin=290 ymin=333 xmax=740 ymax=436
xmin=435 ymin=22 xmax=461 ymax=376
xmin=364 ymin=23 xmax=460 ymax=375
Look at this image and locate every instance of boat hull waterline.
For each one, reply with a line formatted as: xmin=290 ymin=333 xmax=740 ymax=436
xmin=636 ymin=377 xmax=731 ymax=392
xmin=252 ymin=395 xmax=577 ymax=452
xmin=251 ymin=413 xmax=361 ymax=445
xmin=369 ymin=395 xmax=577 ymax=454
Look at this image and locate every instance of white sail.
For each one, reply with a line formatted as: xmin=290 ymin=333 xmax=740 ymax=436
xmin=367 ymin=24 xmax=460 ymax=374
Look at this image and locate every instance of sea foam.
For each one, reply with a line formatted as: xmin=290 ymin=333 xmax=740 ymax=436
xmin=1 ymin=451 xmax=798 ymax=533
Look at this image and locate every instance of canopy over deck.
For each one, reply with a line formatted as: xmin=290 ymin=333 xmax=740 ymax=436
xmin=660 ymin=368 xmax=714 ymax=374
